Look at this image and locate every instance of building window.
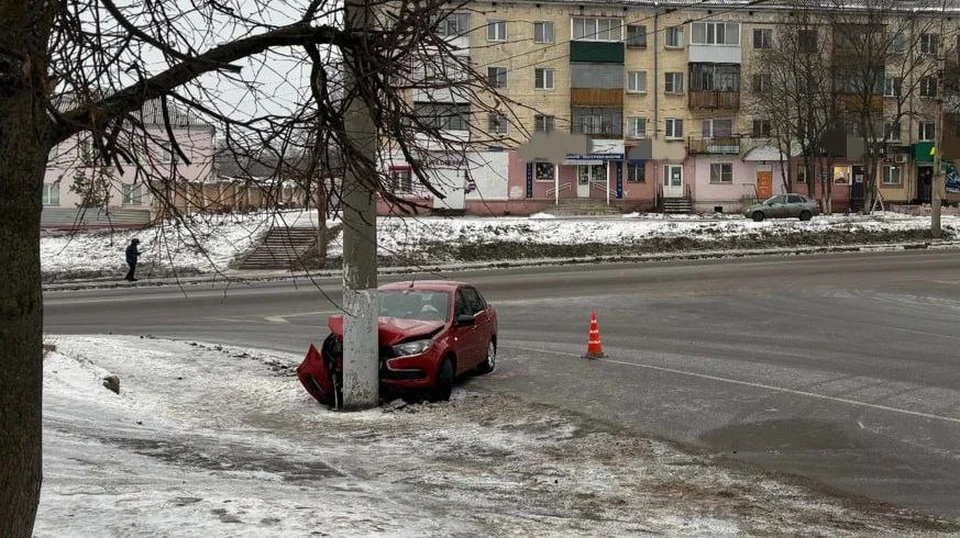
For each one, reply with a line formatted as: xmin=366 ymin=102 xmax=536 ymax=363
xmin=702 ymin=118 xmax=733 ymax=138
xmin=534 ymin=162 xmax=555 ymax=182
xmin=752 ymin=73 xmax=771 ymax=94
xmin=919 ymin=33 xmax=938 ymax=55
xmin=571 ymin=107 xmax=622 ymax=136
xmin=42 ymin=183 xmax=60 ymax=206
xmin=753 ymin=28 xmax=772 ymax=49
xmin=883 ymin=76 xmax=902 ymax=97
xmin=627 ymin=71 xmax=647 ymax=93
xmin=390 ymin=168 xmax=413 ymax=192
xmin=665 ymin=72 xmax=684 ymax=94
xmin=435 ymin=13 xmax=470 ymax=37
xmin=626 ymin=25 xmax=647 ymax=48
xmin=665 ymin=118 xmax=684 ymax=139
xmin=627 ymin=117 xmax=647 ymax=139
xmin=488 ymin=112 xmax=508 ymax=134
xmin=488 ymin=67 xmax=507 ymax=88
xmin=572 ymin=17 xmax=622 ymax=42
xmin=889 ymin=32 xmax=906 ymax=53
xmin=627 ymin=162 xmax=646 ymax=183
xmin=534 ymin=68 xmax=555 ymax=90
xmin=752 ymin=119 xmax=772 ymax=137
xmin=920 ymin=76 xmax=937 ymax=97
xmin=415 ymin=103 xmax=470 ymax=131
xmin=665 ymin=26 xmax=684 ymax=48
xmin=919 ymin=121 xmax=935 ymax=141
xmin=710 ymin=162 xmax=733 ymax=184
xmin=798 ymin=29 xmax=818 ymax=52
xmin=690 ymin=63 xmax=740 ymax=91
xmin=691 ymin=22 xmax=740 ymax=46
xmin=534 ymin=114 xmax=555 ymax=133
xmin=534 ymin=21 xmax=554 ymax=43
xmin=121 ymin=184 xmax=143 ymax=205
xmin=885 ymin=122 xmax=901 ymax=141
xmin=487 ymin=21 xmax=507 ymax=41
xmin=882 ymin=165 xmax=902 ymax=185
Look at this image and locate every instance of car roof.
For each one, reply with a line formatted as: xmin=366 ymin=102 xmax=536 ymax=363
xmin=378 ymin=280 xmax=466 ymax=292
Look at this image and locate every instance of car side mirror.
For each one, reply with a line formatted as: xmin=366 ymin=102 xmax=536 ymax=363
xmin=454 ymin=314 xmax=475 ymax=327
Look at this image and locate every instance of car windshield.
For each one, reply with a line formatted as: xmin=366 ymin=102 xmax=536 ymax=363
xmin=378 ymin=290 xmax=450 ymax=322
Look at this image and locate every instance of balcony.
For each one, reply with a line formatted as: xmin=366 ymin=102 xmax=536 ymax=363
xmin=688 ymin=90 xmax=739 ymax=110
xmin=687 ymin=136 xmax=741 ymax=155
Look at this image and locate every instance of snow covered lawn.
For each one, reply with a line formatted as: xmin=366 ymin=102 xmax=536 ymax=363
xmin=36 ymin=336 xmax=953 ymax=536
xmin=40 ymin=210 xmax=960 ymax=281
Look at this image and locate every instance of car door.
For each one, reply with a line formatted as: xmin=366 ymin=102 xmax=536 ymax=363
xmin=452 ymin=289 xmax=483 ymax=372
xmin=462 ymin=286 xmax=494 ymax=368
xmin=786 ymin=194 xmax=804 ymax=218
xmin=767 ymin=195 xmax=788 ymax=218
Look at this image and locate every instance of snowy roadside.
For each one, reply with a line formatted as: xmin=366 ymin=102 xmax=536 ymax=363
xmin=37 ymin=336 xmax=959 ymax=537
xmin=40 ymin=210 xmax=960 ymax=283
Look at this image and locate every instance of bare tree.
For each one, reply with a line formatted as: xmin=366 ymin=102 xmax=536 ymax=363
xmin=0 ymin=0 xmax=523 ymax=534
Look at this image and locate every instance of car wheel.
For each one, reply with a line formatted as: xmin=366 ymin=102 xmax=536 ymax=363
xmin=799 ymin=210 xmax=812 ymax=221
xmin=429 ymin=358 xmax=454 ymax=402
xmin=476 ymin=339 xmax=496 ymax=375
xmin=752 ymin=211 xmax=765 ymax=222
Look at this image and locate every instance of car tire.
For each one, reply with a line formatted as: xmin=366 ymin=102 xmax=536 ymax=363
xmin=799 ymin=210 xmax=812 ymax=221
xmin=430 ymin=358 xmax=454 ymax=402
xmin=475 ymin=339 xmax=496 ymax=375
xmin=752 ymin=211 xmax=765 ymax=222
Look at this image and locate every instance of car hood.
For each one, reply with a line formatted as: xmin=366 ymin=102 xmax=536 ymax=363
xmin=328 ymin=315 xmax=445 ymax=346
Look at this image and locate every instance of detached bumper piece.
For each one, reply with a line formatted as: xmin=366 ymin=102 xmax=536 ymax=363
xmin=297 ymin=343 xmax=337 ymax=405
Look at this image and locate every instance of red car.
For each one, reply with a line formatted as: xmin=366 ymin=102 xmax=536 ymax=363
xmin=297 ymin=281 xmax=498 ymax=407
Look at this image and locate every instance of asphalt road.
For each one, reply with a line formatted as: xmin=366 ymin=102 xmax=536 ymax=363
xmin=44 ymin=250 xmax=960 ymax=520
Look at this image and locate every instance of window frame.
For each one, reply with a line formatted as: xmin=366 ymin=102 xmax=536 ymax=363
xmin=627 ymin=70 xmax=647 ymax=93
xmin=534 ymin=114 xmax=555 ymax=133
xmin=627 ymin=162 xmax=646 ymax=183
xmin=919 ymin=121 xmax=935 ymax=141
xmin=691 ymin=22 xmax=740 ymax=46
xmin=920 ymin=76 xmax=938 ymax=98
xmin=572 ymin=17 xmax=623 ymax=42
xmin=488 ymin=66 xmax=507 ymax=89
xmin=710 ymin=162 xmax=734 ymax=184
xmin=752 ymin=73 xmax=771 ymax=94
xmin=390 ymin=168 xmax=413 ymax=193
xmin=753 ymin=28 xmax=772 ymax=49
xmin=121 ymin=183 xmax=143 ymax=206
xmin=41 ymin=182 xmax=60 ymax=206
xmin=665 ymin=26 xmax=684 ymax=48
xmin=533 ymin=21 xmax=555 ymax=43
xmin=626 ymin=116 xmax=647 ymax=139
xmin=919 ymin=33 xmax=939 ymax=55
xmin=534 ymin=161 xmax=556 ymax=182
xmin=882 ymin=165 xmax=902 ymax=185
xmin=626 ymin=25 xmax=647 ymax=48
xmin=883 ymin=76 xmax=902 ymax=97
xmin=798 ymin=29 xmax=818 ymax=52
xmin=488 ymin=112 xmax=508 ymax=134
xmin=752 ymin=119 xmax=772 ymax=138
xmin=534 ymin=68 xmax=555 ymax=90
xmin=487 ymin=20 xmax=507 ymax=41
xmin=702 ymin=118 xmax=733 ymax=139
xmin=665 ymin=118 xmax=684 ymax=139
xmin=884 ymin=121 xmax=902 ymax=142
xmin=664 ymin=72 xmax=684 ymax=94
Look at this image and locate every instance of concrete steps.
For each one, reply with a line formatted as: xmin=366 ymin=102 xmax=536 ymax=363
xmin=548 ymin=198 xmax=622 ymax=216
xmin=239 ymin=227 xmax=323 ymax=270
xmin=662 ymin=197 xmax=693 ymax=214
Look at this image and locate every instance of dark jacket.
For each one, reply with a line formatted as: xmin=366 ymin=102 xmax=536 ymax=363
xmin=125 ymin=242 xmax=140 ymax=265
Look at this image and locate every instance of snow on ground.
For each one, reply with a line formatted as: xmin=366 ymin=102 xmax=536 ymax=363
xmin=37 ymin=336 xmax=952 ymax=537
xmin=40 ymin=209 xmax=960 ymax=279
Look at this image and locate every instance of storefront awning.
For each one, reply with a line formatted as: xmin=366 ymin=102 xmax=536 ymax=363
xmin=913 ymin=142 xmax=935 ymax=162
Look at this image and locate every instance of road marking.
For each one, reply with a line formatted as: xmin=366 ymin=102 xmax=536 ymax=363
xmin=264 ymin=310 xmax=338 ymax=324
xmin=510 ymin=345 xmax=960 ymax=425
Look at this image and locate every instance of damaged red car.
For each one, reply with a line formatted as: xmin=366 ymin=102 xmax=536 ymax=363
xmin=297 ymin=281 xmax=498 ymax=407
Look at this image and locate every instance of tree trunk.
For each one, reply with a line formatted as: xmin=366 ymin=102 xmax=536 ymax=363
xmin=315 ymin=178 xmax=328 ymax=267
xmin=0 ymin=82 xmax=48 ymax=537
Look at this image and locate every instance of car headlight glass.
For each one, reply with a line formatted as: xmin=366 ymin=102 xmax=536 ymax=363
xmin=392 ymin=339 xmax=433 ymax=357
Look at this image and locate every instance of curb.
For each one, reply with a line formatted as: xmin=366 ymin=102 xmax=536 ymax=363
xmin=42 ymin=240 xmax=960 ymax=292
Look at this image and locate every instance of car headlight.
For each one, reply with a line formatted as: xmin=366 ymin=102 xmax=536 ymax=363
xmin=392 ymin=339 xmax=433 ymax=357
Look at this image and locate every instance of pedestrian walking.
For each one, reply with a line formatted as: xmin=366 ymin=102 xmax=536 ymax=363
xmin=124 ymin=238 xmax=141 ymax=281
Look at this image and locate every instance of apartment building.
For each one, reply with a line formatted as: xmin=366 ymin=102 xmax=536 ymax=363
xmin=387 ymin=0 xmax=960 ymax=215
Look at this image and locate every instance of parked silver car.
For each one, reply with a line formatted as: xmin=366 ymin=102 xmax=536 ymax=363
xmin=744 ymin=194 xmax=819 ymax=222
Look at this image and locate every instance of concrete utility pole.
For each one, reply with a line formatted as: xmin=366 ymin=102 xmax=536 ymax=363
xmin=932 ymin=1 xmax=947 ymax=238
xmin=340 ymin=0 xmax=380 ymax=410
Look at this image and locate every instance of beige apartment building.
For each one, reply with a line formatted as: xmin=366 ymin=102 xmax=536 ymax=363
xmin=384 ymin=0 xmax=960 ymax=215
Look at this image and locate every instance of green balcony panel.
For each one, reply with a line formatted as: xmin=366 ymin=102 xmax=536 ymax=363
xmin=570 ymin=41 xmax=625 ymax=64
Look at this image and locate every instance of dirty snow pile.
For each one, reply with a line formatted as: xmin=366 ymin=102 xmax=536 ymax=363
xmin=36 ymin=335 xmax=946 ymax=537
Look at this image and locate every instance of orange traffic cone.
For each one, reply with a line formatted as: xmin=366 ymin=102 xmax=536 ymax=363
xmin=583 ymin=311 xmax=605 ymax=359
